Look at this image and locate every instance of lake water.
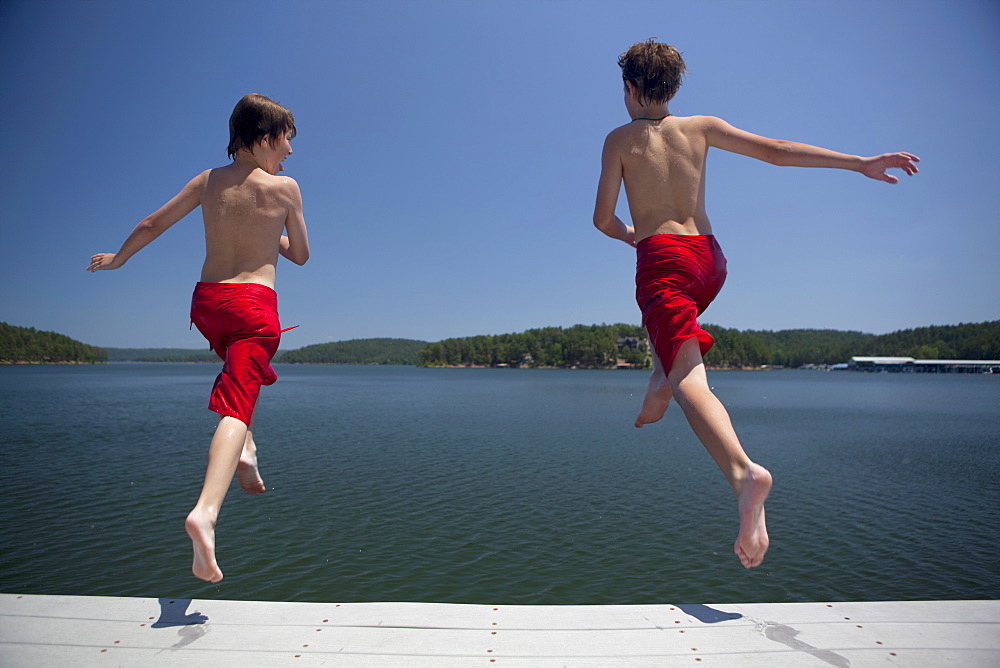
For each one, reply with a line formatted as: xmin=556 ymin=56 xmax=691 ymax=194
xmin=1 ymin=364 xmax=997 ymax=605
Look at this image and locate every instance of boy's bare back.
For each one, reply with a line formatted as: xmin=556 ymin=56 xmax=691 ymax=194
xmin=87 ymin=150 xmax=308 ymax=283
xmin=603 ymin=115 xmax=713 ymax=240
xmin=198 ymin=162 xmax=306 ymax=288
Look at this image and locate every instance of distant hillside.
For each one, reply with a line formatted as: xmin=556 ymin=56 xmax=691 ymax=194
xmin=1 ymin=322 xmax=106 ymax=364
xmin=703 ymin=326 xmax=875 ymax=367
xmin=420 ymin=324 xmax=648 ymax=368
xmin=104 ymin=348 xmax=219 ymax=363
xmin=702 ymin=320 xmax=1000 ymax=367
xmin=865 ymin=321 xmax=1000 ymax=360
xmin=277 ymin=338 xmax=428 ymax=365
xmin=705 ymin=320 xmax=1000 ymax=367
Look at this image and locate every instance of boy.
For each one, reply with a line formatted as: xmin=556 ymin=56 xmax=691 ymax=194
xmin=88 ymin=94 xmax=310 ymax=582
xmin=592 ymin=40 xmax=918 ymax=568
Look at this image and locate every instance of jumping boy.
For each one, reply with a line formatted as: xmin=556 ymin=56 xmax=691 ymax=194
xmin=88 ymin=94 xmax=310 ymax=582
xmin=593 ymin=40 xmax=918 ymax=568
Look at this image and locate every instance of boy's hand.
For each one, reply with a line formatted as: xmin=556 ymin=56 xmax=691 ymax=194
xmin=87 ymin=253 xmax=120 ymax=272
xmin=860 ymin=152 xmax=920 ymax=184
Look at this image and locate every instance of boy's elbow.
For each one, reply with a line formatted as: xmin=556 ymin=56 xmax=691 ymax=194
xmin=593 ymin=214 xmax=612 ymax=233
xmin=137 ymin=217 xmax=159 ymax=232
xmin=766 ymin=142 xmax=795 ymax=166
xmin=292 ymin=249 xmax=310 ymax=265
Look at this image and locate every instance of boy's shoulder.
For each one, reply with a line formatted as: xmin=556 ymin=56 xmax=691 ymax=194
xmin=607 ymin=114 xmax=716 ymax=133
xmin=604 ymin=115 xmax=725 ymax=147
xmin=609 ymin=114 xmax=721 ymax=132
xmin=252 ymin=171 xmax=302 ymax=204
xmin=267 ymin=174 xmax=301 ymax=199
xmin=205 ymin=164 xmax=299 ymax=190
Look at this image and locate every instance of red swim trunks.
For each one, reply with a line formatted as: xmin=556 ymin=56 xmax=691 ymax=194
xmin=190 ymin=282 xmax=282 ymax=425
xmin=635 ymin=234 xmax=727 ymax=374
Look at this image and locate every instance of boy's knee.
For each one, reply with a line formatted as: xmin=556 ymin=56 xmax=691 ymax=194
xmin=669 ymin=375 xmax=710 ymax=405
xmin=668 ymin=377 xmax=689 ymax=403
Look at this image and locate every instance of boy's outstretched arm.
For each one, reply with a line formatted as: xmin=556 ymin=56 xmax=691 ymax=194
xmin=593 ymin=132 xmax=636 ymax=246
xmin=703 ymin=117 xmax=919 ymax=183
xmin=87 ymin=172 xmax=206 ymax=271
xmin=277 ymin=178 xmax=310 ymax=266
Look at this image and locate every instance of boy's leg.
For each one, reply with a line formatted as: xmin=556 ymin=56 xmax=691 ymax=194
xmin=185 ymin=415 xmax=248 ymax=583
xmin=237 ymin=407 xmax=266 ymax=495
xmin=635 ymin=333 xmax=673 ymax=428
xmin=667 ymin=337 xmax=772 ymax=569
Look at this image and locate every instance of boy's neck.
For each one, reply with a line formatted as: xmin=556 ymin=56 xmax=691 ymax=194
xmin=233 ymin=150 xmax=264 ymax=171
xmin=629 ymin=103 xmax=670 ymax=122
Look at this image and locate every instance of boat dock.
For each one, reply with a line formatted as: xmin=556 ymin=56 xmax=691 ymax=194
xmin=2 ymin=593 xmax=998 ymax=666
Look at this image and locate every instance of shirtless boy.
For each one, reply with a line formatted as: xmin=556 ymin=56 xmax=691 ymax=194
xmin=88 ymin=94 xmax=310 ymax=582
xmin=593 ymin=40 xmax=918 ymax=568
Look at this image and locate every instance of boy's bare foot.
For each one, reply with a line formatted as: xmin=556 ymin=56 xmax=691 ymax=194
xmin=733 ymin=463 xmax=772 ymax=568
xmin=237 ymin=448 xmax=266 ymax=495
xmin=635 ymin=370 xmax=672 ymax=427
xmin=185 ymin=510 xmax=223 ymax=583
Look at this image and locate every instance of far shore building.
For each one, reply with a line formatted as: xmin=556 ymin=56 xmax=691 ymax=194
xmin=616 ymin=336 xmax=650 ymax=370
xmin=616 ymin=336 xmax=648 ymax=352
xmin=848 ymin=356 xmax=1000 ymax=374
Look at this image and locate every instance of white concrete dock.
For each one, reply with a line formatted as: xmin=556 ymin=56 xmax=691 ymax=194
xmin=1 ymin=593 xmax=998 ymax=666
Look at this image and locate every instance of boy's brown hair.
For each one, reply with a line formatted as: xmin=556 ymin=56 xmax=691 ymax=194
xmin=227 ymin=94 xmax=297 ymax=159
xmin=618 ymin=39 xmax=686 ymax=106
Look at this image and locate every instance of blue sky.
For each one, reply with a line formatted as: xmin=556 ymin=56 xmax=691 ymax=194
xmin=1 ymin=0 xmax=997 ymax=349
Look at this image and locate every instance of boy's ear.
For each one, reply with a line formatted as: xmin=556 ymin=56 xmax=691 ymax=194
xmin=250 ymin=136 xmax=269 ymax=154
xmin=624 ymin=80 xmax=638 ymax=100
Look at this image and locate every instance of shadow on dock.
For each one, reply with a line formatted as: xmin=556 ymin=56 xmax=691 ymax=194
xmin=151 ymin=598 xmax=208 ymax=628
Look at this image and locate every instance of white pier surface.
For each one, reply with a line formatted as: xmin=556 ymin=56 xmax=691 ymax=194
xmin=2 ymin=594 xmax=998 ymax=667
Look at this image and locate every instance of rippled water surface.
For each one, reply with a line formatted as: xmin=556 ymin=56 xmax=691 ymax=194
xmin=1 ymin=364 xmax=998 ymax=604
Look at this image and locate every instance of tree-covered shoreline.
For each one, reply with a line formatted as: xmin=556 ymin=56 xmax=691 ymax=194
xmin=1 ymin=323 xmax=107 ymax=364
xmin=277 ymin=338 xmax=428 ymax=365
xmin=420 ymin=324 xmax=649 ymax=369
xmin=4 ymin=320 xmax=997 ymax=368
xmin=420 ymin=321 xmax=1000 ymax=369
xmin=104 ymin=348 xmax=219 ymax=363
